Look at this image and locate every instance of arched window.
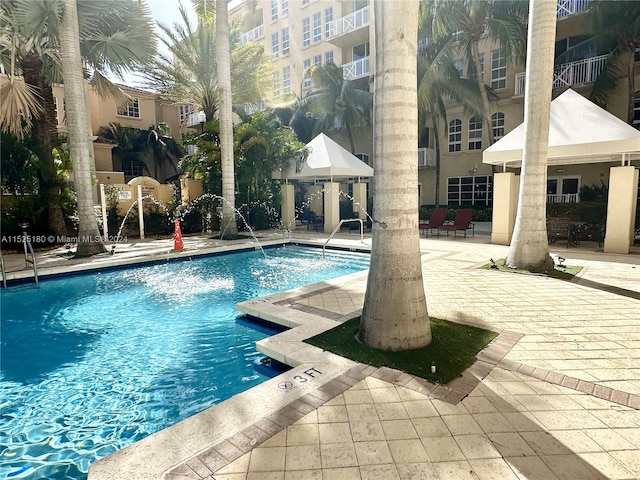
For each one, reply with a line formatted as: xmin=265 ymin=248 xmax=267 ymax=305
xmin=468 ymin=116 xmax=482 ymax=150
xmin=492 ymin=112 xmax=505 ymax=140
xmin=355 ymin=153 xmax=369 ymax=165
xmin=448 ymin=119 xmax=462 ymax=152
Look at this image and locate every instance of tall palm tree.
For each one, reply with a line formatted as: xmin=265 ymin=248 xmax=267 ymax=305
xmin=430 ymin=0 xmax=527 ymax=145
xmin=505 ymin=0 xmax=556 ymax=272
xmin=59 ymin=0 xmax=105 ymax=256
xmin=216 ymin=0 xmax=238 ymax=239
xmin=296 ymin=63 xmax=373 ymax=154
xmin=359 ymin=0 xmax=431 ymax=351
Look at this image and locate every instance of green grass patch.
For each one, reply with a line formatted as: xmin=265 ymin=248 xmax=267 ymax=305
xmin=304 ymin=317 xmax=498 ymax=384
xmin=481 ymin=258 xmax=582 ymax=280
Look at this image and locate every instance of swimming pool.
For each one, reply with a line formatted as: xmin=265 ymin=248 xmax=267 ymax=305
xmin=0 ymin=246 xmax=370 ymax=480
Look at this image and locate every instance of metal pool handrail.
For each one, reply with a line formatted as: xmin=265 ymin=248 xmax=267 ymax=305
xmin=322 ymin=218 xmax=364 ymax=256
xmin=22 ymin=234 xmax=38 ymax=286
xmin=0 ymin=250 xmax=6 ymax=289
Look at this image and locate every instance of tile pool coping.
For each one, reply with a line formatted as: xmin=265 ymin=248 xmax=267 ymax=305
xmin=87 ymin=246 xmax=520 ymax=480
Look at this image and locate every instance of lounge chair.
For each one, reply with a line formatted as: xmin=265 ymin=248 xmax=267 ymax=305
xmin=419 ymin=208 xmax=448 ymax=236
xmin=438 ymin=209 xmax=474 ymax=238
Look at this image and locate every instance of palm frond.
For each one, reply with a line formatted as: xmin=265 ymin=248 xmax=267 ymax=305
xmin=0 ymin=78 xmax=44 ymax=138
xmin=89 ymin=70 xmax=132 ymax=107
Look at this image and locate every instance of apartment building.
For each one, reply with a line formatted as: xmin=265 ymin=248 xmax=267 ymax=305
xmin=232 ymin=0 xmax=639 ymax=208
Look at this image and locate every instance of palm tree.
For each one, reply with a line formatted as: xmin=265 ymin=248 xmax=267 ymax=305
xmin=296 ymin=63 xmax=373 ymax=154
xmin=59 ymin=0 xmax=105 ymax=256
xmin=143 ymin=1 xmax=272 ymax=122
xmin=359 ymin=0 xmax=431 ymax=351
xmin=430 ymin=0 xmax=527 ymax=146
xmin=417 ymin=5 xmax=485 ymax=206
xmin=505 ymin=0 xmax=556 ymax=273
xmin=216 ymin=0 xmax=238 ymax=239
xmin=1 ymin=0 xmax=156 ymax=236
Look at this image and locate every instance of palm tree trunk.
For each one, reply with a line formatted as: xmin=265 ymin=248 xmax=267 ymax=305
xmin=627 ymin=50 xmax=635 ymax=125
xmin=505 ymin=0 xmax=555 ymax=272
xmin=359 ymin=0 xmax=431 ymax=351
xmin=20 ymin=53 xmax=66 ymax=236
xmin=430 ymin=112 xmax=441 ymax=207
xmin=346 ymin=125 xmax=356 ymax=154
xmin=217 ymin=0 xmax=239 ymax=238
xmin=59 ymin=0 xmax=105 ymax=256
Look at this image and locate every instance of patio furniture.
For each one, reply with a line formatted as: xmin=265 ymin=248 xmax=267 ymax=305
xmin=547 ymin=217 xmax=585 ymax=248
xmin=419 ymin=208 xmax=448 ymax=236
xmin=438 ymin=209 xmax=474 ymax=238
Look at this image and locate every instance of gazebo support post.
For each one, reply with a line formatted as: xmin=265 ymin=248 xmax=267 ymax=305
xmin=491 ymin=172 xmax=520 ymax=245
xmin=604 ymin=165 xmax=638 ymax=254
xmin=324 ymin=182 xmax=340 ymax=233
xmin=281 ymin=183 xmax=296 ymax=231
xmin=352 ymin=183 xmax=367 ymax=220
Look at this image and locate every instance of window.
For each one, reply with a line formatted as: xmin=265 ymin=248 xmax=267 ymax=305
xmin=283 ymin=66 xmax=291 ymax=93
xmin=353 ymin=42 xmax=369 ymax=60
xmin=273 ymin=71 xmax=280 ymax=97
xmin=281 ymin=0 xmax=288 ymax=16
xmin=324 ymin=7 xmax=333 ymax=37
xmin=448 ymin=119 xmax=462 ymax=152
xmin=313 ymin=12 xmax=322 ymax=42
xmin=179 ymin=104 xmax=194 ymax=123
xmin=313 ymin=54 xmax=322 ymax=67
xmin=123 ymin=160 xmax=145 ymax=177
xmin=303 ymin=59 xmax=312 ymax=87
xmin=447 ymin=176 xmax=493 ymax=207
xmin=270 ymin=0 xmax=278 ymax=21
xmin=271 ymin=32 xmax=279 ymax=57
xmin=634 ymin=90 xmax=640 ymax=126
xmin=302 ymin=17 xmax=310 ymax=46
xmin=492 ymin=112 xmax=505 ymax=140
xmin=491 ymin=48 xmax=506 ymax=89
xmin=547 ymin=176 xmax=580 ymax=203
xmin=355 ymin=153 xmax=369 ymax=165
xmin=302 ymin=0 xmax=309 ymax=4
xmin=117 ymin=98 xmax=140 ymax=118
xmin=54 ymin=97 xmax=61 ymax=126
xmin=282 ymin=27 xmax=290 ymax=55
xmin=325 ymin=50 xmax=334 ymax=65
xmin=468 ymin=116 xmax=482 ymax=150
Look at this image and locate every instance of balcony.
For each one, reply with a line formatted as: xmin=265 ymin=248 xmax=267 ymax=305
xmin=557 ymin=0 xmax=591 ymax=18
xmin=342 ymin=56 xmax=370 ymax=80
xmin=418 ymin=148 xmax=436 ymax=168
xmin=240 ymin=24 xmax=264 ymax=46
xmin=327 ymin=6 xmax=370 ymax=48
xmin=547 ymin=193 xmax=579 ymax=203
xmin=514 ymin=54 xmax=608 ymax=96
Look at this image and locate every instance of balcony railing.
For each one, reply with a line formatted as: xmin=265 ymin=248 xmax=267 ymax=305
xmin=327 ymin=6 xmax=369 ymax=39
xmin=342 ymin=56 xmax=370 ymax=80
xmin=557 ymin=0 xmax=591 ymax=18
xmin=418 ymin=148 xmax=436 ymax=168
xmin=514 ymin=54 xmax=608 ymax=96
xmin=240 ymin=24 xmax=264 ymax=46
xmin=547 ymin=193 xmax=579 ymax=203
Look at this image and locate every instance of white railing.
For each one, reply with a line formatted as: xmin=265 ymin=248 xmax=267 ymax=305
xmin=557 ymin=0 xmax=591 ymax=18
xmin=547 ymin=193 xmax=579 ymax=203
xmin=342 ymin=56 xmax=370 ymax=80
xmin=240 ymin=24 xmax=264 ymax=45
xmin=243 ymin=100 xmax=267 ymax=115
xmin=514 ymin=54 xmax=608 ymax=96
xmin=327 ymin=6 xmax=369 ymax=38
xmin=418 ymin=148 xmax=436 ymax=168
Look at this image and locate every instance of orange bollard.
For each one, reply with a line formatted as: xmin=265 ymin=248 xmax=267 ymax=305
xmin=173 ymin=218 xmax=184 ymax=252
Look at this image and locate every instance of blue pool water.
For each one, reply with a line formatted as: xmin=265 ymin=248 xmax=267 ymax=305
xmin=0 ymin=246 xmax=370 ymax=480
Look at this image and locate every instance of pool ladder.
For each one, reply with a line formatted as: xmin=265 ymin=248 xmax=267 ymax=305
xmin=322 ymin=218 xmax=365 ymax=256
xmin=23 ymin=234 xmax=39 ymax=286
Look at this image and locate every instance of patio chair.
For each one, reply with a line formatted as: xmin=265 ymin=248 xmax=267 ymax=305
xmin=419 ymin=208 xmax=448 ymax=236
xmin=438 ymin=209 xmax=474 ymax=238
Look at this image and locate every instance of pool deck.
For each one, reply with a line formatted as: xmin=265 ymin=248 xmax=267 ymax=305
xmin=3 ymin=227 xmax=640 ymax=480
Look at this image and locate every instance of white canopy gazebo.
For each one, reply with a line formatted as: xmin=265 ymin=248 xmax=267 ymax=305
xmin=281 ymin=133 xmax=374 ymax=233
xmin=483 ymin=89 xmax=640 ymax=253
